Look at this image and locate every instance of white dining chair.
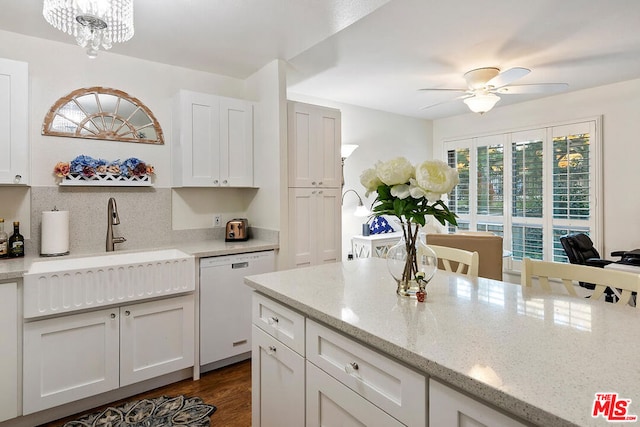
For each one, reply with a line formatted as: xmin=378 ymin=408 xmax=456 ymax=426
xmin=521 ymin=257 xmax=640 ymax=306
xmin=429 ymin=244 xmax=479 ymax=277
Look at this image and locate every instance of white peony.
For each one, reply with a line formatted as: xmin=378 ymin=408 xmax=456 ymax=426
xmin=390 ymin=184 xmax=411 ymax=199
xmin=414 ymin=160 xmax=459 ymax=200
xmin=375 ymin=157 xmax=415 ymax=186
xmin=359 ymin=167 xmax=382 ymax=196
xmin=408 ymin=178 xmax=441 ymax=202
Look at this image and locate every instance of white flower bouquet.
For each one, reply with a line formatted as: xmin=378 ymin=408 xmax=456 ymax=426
xmin=360 ymin=157 xmax=459 ymax=294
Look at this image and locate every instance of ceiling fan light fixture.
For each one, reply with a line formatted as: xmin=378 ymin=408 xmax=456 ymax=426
xmin=43 ymin=0 xmax=134 ymax=58
xmin=464 ymin=93 xmax=500 ymax=114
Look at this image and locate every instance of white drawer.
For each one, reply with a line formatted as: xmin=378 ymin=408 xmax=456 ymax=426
xmin=306 ymin=361 xmax=403 ymax=427
xmin=252 ymin=293 xmax=305 ymax=356
xmin=306 ymin=319 xmax=426 ymax=427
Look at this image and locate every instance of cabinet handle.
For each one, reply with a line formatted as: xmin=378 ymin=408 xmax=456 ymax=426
xmin=14 ymin=174 xmax=21 ymax=183
xmin=345 ymin=362 xmax=359 ymax=374
xmin=125 ymin=310 xmax=131 ymax=316
xmin=110 ymin=313 xmax=116 ymax=319
xmin=267 ymin=345 xmax=277 ymax=355
xmin=268 ymin=316 xmax=279 ymax=325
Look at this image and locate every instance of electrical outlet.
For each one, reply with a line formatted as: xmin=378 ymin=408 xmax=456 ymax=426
xmin=213 ymin=214 xmax=222 ymax=227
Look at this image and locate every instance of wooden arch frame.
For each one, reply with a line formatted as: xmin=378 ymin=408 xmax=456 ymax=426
xmin=42 ymin=87 xmax=164 ymax=145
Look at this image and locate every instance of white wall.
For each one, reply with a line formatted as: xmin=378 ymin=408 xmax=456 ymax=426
xmin=287 ymin=93 xmax=432 ymax=259
xmin=433 ymin=78 xmax=640 ymax=257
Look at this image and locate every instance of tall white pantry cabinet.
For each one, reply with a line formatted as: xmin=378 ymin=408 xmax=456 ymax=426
xmin=287 ymin=101 xmax=342 ymax=268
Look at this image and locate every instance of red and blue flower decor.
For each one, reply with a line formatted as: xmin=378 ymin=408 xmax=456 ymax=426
xmin=54 ymin=155 xmax=155 ymax=186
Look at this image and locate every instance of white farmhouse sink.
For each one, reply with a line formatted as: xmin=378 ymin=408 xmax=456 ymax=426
xmin=23 ymin=249 xmax=195 ymax=319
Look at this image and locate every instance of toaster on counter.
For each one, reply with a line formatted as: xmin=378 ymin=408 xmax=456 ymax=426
xmin=225 ymin=218 xmax=249 ymax=242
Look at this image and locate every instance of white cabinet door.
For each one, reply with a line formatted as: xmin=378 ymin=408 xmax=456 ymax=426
xmin=289 ymin=187 xmax=341 ymax=268
xmin=252 ymin=326 xmax=305 ymax=427
xmin=306 ymin=362 xmax=403 ymax=427
xmin=174 ymin=90 xmax=220 ymax=187
xmin=287 ymin=102 xmax=341 ymax=188
xmin=174 ymin=90 xmax=253 ymax=187
xmin=23 ymin=308 xmax=120 ymax=414
xmin=316 ymin=187 xmax=341 ymax=264
xmin=120 ymin=295 xmax=195 ymax=387
xmin=429 ymin=379 xmax=526 ymax=427
xmin=0 ymin=58 xmax=28 ymax=185
xmin=220 ymin=97 xmax=253 ymax=187
xmin=0 ymin=282 xmax=18 ymax=422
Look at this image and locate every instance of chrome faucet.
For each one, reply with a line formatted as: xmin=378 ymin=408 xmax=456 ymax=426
xmin=106 ymin=197 xmax=126 ymax=252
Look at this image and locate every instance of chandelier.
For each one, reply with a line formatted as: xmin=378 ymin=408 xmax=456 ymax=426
xmin=43 ymin=0 xmax=134 ymax=59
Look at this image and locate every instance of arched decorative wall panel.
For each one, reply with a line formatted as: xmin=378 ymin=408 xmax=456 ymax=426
xmin=42 ymin=87 xmax=164 ymax=145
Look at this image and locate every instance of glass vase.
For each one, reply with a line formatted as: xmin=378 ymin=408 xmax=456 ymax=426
xmin=386 ymin=222 xmax=438 ymax=297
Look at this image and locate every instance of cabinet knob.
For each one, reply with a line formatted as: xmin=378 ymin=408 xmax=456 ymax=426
xmin=214 ymin=179 xmax=219 ymax=184
xmin=345 ymin=362 xmax=359 ymax=374
xmin=318 ymin=181 xmax=323 ymax=185
xmin=267 ymin=345 xmax=277 ymax=355
xmin=312 ymin=181 xmax=317 ymax=185
xmin=14 ymin=174 xmax=21 ymax=183
xmin=110 ymin=313 xmax=116 ymax=319
xmin=268 ymin=316 xmax=279 ymax=325
xmin=318 ymin=190 xmax=323 ymax=194
xmin=125 ymin=310 xmax=131 ymax=316
xmin=223 ymin=180 xmax=228 ymax=185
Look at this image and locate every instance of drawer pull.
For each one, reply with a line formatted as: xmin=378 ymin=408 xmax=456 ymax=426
xmin=268 ymin=316 xmax=279 ymax=325
xmin=232 ymin=339 xmax=247 ymax=347
xmin=267 ymin=345 xmax=277 ymax=355
xmin=345 ymin=362 xmax=359 ymax=374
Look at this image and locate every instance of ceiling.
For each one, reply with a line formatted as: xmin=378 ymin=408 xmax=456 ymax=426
xmin=1 ymin=0 xmax=640 ymax=119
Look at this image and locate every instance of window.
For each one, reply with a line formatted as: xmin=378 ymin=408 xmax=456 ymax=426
xmin=445 ymin=119 xmax=600 ymax=270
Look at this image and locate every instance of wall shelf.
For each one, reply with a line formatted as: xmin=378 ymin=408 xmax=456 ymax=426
xmin=59 ymin=173 xmax=152 ymax=187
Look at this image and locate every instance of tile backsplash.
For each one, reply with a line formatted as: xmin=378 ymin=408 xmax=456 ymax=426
xmin=28 ymin=186 xmax=277 ymax=256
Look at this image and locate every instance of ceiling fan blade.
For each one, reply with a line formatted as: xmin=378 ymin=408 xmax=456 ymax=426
xmin=419 ymin=94 xmax=472 ymax=110
xmin=418 ymin=88 xmax=468 ymax=92
xmin=496 ymin=83 xmax=568 ymax=94
xmin=486 ymin=67 xmax=530 ymax=88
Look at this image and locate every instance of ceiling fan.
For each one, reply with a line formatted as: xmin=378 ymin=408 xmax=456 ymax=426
xmin=418 ymin=67 xmax=568 ymax=114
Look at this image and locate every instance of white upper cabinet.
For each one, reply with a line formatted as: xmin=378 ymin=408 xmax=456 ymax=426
xmin=0 ymin=58 xmax=28 ymax=185
xmin=173 ymin=90 xmax=254 ymax=187
xmin=287 ymin=101 xmax=341 ymax=188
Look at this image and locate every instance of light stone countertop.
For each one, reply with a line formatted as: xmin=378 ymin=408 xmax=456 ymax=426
xmin=244 ymin=257 xmax=639 ymax=427
xmin=0 ymin=238 xmax=278 ymax=281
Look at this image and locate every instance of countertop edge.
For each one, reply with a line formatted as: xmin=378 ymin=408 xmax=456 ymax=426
xmin=0 ymin=240 xmax=279 ymax=281
xmin=244 ymin=281 xmax=578 ymax=427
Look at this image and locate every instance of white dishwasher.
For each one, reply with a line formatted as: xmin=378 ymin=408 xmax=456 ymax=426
xmin=199 ymin=250 xmax=275 ymax=372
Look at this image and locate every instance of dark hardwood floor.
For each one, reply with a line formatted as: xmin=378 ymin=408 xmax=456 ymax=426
xmin=40 ymin=360 xmax=252 ymax=427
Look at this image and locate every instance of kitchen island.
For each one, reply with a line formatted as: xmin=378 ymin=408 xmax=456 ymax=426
xmin=245 ymin=257 xmax=639 ymax=427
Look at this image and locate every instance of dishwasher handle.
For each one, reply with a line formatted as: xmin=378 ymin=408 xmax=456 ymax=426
xmin=232 ymin=262 xmax=249 ymax=269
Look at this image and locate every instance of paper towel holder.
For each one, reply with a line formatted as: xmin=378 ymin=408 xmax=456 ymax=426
xmin=41 ymin=207 xmax=70 ymax=257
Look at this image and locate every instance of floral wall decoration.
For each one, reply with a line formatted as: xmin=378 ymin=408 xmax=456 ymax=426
xmin=54 ymin=155 xmax=155 ymax=186
xmin=42 ymin=87 xmax=165 ymax=145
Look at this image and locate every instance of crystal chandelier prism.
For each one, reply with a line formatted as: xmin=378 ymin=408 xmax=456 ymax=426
xmin=43 ymin=0 xmax=134 ymax=58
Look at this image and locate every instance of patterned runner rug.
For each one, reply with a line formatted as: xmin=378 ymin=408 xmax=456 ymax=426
xmin=62 ymin=395 xmax=217 ymax=427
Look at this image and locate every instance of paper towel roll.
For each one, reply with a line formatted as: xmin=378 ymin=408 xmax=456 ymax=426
xmin=41 ymin=210 xmax=70 ymax=256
